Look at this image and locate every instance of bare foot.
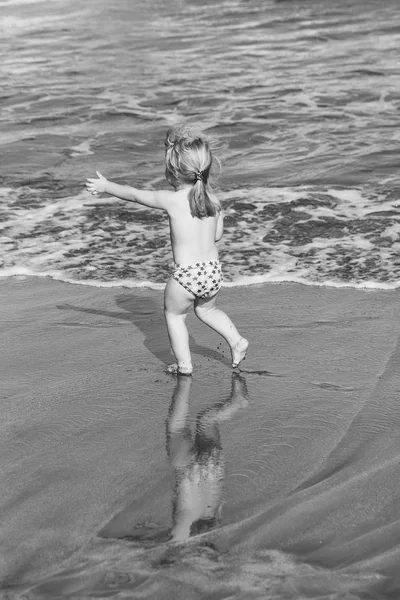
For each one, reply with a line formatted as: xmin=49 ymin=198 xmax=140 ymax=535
xmin=166 ymin=363 xmax=193 ymax=376
xmin=231 ymin=338 xmax=249 ymax=368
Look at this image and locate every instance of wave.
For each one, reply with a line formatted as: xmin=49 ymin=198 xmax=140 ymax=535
xmin=2 ymin=268 xmax=399 ymax=292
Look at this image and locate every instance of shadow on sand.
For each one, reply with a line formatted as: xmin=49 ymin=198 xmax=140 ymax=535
xmin=57 ymin=292 xmax=232 ymax=368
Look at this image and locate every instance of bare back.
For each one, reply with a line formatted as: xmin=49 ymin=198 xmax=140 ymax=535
xmin=162 ymin=188 xmax=220 ymax=265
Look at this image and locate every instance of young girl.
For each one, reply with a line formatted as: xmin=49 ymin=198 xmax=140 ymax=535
xmin=85 ymin=125 xmax=248 ymax=375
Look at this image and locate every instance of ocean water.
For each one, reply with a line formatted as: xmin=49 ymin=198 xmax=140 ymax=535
xmin=1 ymin=0 xmax=400 ymax=290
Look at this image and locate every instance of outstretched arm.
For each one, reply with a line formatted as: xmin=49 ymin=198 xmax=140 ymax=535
xmin=85 ymin=172 xmax=167 ymax=209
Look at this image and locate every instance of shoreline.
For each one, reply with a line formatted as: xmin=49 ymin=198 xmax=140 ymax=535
xmin=1 ymin=272 xmax=400 ymax=292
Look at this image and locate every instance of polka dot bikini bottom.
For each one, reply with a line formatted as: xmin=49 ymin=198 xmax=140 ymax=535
xmin=172 ymin=260 xmax=223 ymax=299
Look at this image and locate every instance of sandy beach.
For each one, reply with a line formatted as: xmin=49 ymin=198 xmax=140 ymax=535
xmin=1 ymin=277 xmax=400 ymax=598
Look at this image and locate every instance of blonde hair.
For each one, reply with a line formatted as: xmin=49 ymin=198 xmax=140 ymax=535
xmin=164 ymin=125 xmax=219 ymax=219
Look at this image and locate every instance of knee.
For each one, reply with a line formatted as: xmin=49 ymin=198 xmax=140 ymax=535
xmin=164 ymin=300 xmax=176 ymax=319
xmin=164 ymin=307 xmax=175 ymax=322
xmin=165 ymin=308 xmax=186 ymax=323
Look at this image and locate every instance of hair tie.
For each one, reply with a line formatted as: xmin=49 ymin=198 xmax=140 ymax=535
xmin=195 ymin=171 xmax=204 ymax=181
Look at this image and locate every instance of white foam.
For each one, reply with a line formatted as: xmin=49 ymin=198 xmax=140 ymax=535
xmin=222 ymin=274 xmax=400 ymax=291
xmin=0 ymin=267 xmax=165 ymax=290
xmin=1 ymin=268 xmax=399 ymax=292
xmin=2 ymin=184 xmax=400 ymax=292
xmin=381 ymin=223 xmax=400 ymax=241
xmin=69 ymin=139 xmax=94 ymax=157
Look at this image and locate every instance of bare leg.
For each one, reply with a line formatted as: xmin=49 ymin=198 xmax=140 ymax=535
xmin=164 ymin=277 xmax=194 ymax=374
xmin=194 ymin=293 xmax=249 ymax=368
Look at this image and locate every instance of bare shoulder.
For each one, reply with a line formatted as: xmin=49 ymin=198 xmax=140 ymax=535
xmin=153 ymin=189 xmax=179 ymax=211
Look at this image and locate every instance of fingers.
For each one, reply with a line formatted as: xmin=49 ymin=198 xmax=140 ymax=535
xmin=85 ymin=180 xmax=99 ymax=196
xmin=86 ymin=173 xmax=104 ymax=183
xmin=85 ymin=172 xmax=105 ymax=195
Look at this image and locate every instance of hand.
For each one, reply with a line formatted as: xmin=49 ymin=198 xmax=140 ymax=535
xmin=85 ymin=171 xmax=108 ymax=195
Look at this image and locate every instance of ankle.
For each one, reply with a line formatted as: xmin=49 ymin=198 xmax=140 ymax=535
xmin=231 ymin=336 xmax=247 ymax=349
xmin=166 ymin=362 xmax=193 ymax=375
xmin=178 ymin=361 xmax=193 ymax=375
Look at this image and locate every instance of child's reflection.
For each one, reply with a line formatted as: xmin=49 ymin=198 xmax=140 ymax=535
xmin=166 ymin=373 xmax=249 ymax=541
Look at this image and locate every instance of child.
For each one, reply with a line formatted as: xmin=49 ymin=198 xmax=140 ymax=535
xmin=85 ymin=125 xmax=248 ymax=375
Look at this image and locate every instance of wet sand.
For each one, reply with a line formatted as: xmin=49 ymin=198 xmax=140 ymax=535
xmin=1 ymin=277 xmax=400 ymax=599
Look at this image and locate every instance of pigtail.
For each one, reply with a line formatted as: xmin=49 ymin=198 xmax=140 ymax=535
xmin=188 ymin=173 xmax=217 ymax=219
